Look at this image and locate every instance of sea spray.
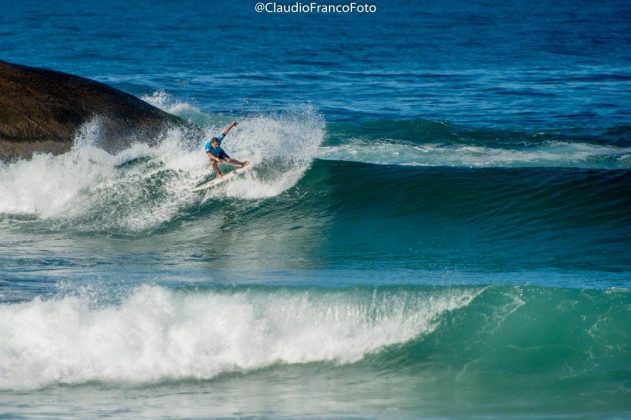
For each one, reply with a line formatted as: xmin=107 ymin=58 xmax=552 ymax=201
xmin=0 ymin=105 xmax=325 ymax=231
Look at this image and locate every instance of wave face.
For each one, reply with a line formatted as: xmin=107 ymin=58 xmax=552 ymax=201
xmin=298 ymin=162 xmax=631 ymax=271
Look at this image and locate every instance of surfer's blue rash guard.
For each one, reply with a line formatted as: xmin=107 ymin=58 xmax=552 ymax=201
xmin=204 ymin=133 xmax=230 ymax=159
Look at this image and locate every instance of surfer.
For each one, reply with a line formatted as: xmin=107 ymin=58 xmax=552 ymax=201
xmin=204 ymin=121 xmax=249 ymax=178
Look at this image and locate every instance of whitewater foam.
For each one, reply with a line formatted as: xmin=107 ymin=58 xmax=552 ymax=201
xmin=0 ymin=285 xmax=477 ymax=390
xmin=0 ymin=103 xmax=324 ymax=231
xmin=318 ymin=140 xmax=631 ymax=169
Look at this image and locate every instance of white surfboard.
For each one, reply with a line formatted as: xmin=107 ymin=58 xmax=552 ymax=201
xmin=192 ymin=163 xmax=252 ymax=192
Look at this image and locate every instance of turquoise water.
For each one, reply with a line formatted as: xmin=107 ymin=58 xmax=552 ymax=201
xmin=1 ymin=0 xmax=631 ymax=417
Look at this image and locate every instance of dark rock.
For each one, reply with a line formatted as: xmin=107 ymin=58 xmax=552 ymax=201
xmin=0 ymin=60 xmax=195 ymax=161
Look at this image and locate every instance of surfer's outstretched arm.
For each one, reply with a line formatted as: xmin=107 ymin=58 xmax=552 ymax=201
xmin=223 ymin=121 xmax=238 ymax=136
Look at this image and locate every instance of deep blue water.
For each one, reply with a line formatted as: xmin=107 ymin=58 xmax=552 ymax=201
xmin=3 ymin=0 xmax=631 ymax=127
xmin=1 ymin=0 xmax=631 ymax=418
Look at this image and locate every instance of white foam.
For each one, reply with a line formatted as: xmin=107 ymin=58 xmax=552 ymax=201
xmin=0 ymin=285 xmax=477 ymax=390
xmin=0 ymin=105 xmax=324 ymax=230
xmin=0 ymin=121 xmax=116 ymax=218
xmin=318 ymin=140 xmax=631 ymax=169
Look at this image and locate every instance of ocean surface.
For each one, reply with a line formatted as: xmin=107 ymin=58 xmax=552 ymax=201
xmin=1 ymin=0 xmax=631 ymax=418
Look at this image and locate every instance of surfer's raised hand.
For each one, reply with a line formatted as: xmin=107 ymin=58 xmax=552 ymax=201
xmin=223 ymin=121 xmax=237 ymax=136
xmin=223 ymin=121 xmax=238 ymax=135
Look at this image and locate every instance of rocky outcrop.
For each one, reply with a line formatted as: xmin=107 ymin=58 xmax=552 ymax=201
xmin=0 ymin=60 xmax=192 ymax=161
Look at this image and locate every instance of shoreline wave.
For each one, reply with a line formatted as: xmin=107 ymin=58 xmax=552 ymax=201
xmin=0 ymin=284 xmax=478 ymax=390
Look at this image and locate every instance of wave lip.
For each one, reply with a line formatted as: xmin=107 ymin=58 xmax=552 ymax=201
xmin=0 ymin=285 xmax=477 ymax=390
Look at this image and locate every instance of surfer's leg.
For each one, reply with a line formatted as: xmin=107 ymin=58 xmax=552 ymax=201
xmin=226 ymin=158 xmax=248 ymax=167
xmin=211 ymin=160 xmax=223 ymax=177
